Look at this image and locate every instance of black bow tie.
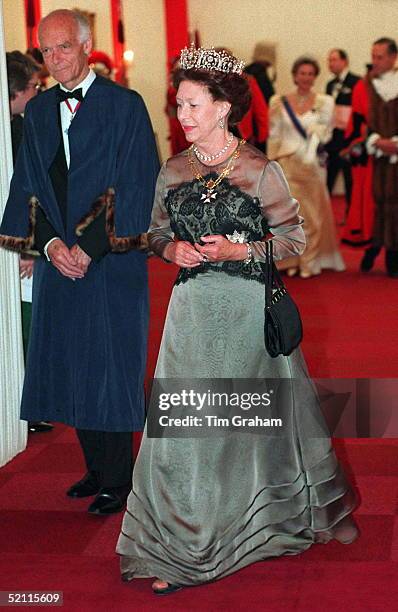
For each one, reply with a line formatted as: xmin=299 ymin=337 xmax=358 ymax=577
xmin=56 ymin=87 xmax=83 ymax=103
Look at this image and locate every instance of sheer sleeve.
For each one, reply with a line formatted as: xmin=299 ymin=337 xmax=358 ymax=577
xmin=147 ymin=162 xmax=174 ymax=258
xmin=251 ymin=161 xmax=306 ymax=262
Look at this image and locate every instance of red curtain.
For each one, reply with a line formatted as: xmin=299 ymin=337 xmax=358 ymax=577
xmin=24 ymin=0 xmax=41 ymax=49
xmin=163 ymin=0 xmax=189 ymax=65
xmin=110 ymin=0 xmax=126 ymax=85
xmin=163 ymin=0 xmax=189 ymax=155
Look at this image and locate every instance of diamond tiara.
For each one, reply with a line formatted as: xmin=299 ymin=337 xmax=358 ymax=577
xmin=180 ymin=44 xmax=245 ymax=75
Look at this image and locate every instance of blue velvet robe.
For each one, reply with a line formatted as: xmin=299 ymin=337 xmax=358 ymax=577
xmin=0 ymin=76 xmax=160 ymax=431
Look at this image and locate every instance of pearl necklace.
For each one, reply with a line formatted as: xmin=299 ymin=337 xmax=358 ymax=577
xmin=193 ymin=132 xmax=234 ymax=163
xmin=188 ymin=140 xmax=244 ymax=203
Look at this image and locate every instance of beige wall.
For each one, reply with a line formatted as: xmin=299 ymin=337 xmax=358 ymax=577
xmin=3 ymin=0 xmax=25 ymax=52
xmin=3 ymin=0 xmax=170 ymax=160
xmin=188 ymin=0 xmax=398 ymax=93
xmin=123 ymin=0 xmax=169 ymax=161
xmin=4 ymin=0 xmax=396 ymax=160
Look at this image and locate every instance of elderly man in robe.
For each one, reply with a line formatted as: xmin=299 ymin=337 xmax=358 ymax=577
xmin=0 ymin=9 xmax=159 ymax=514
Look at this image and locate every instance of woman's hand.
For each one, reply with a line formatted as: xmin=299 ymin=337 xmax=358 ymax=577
xmin=19 ymin=258 xmax=35 ymax=279
xmin=163 ymin=241 xmax=204 ymax=268
xmin=195 ymin=235 xmax=247 ymax=262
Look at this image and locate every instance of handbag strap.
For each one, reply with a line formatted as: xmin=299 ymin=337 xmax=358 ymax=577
xmin=265 ymin=240 xmax=273 ymax=308
xmin=281 ymin=96 xmax=308 ymax=141
xmin=261 ymin=239 xmax=287 ymax=308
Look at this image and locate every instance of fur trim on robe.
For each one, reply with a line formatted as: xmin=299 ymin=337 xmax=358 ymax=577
xmin=75 ymin=188 xmax=148 ymax=251
xmin=0 ymin=196 xmax=39 ymax=255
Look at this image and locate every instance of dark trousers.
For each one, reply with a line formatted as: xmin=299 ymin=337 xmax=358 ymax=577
xmin=386 ymin=249 xmax=398 ymax=274
xmin=76 ymin=429 xmax=133 ymax=488
xmin=364 ymin=246 xmax=398 ymax=274
xmin=327 ymin=152 xmax=353 ymax=207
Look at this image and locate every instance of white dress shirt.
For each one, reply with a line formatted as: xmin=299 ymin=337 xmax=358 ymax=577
xmin=44 ymin=69 xmax=97 ymax=258
xmin=331 ymin=68 xmax=349 ymax=99
xmin=59 ymin=68 xmax=96 ymax=168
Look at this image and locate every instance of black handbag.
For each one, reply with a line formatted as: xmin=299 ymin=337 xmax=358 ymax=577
xmin=260 ymin=240 xmax=303 ymax=357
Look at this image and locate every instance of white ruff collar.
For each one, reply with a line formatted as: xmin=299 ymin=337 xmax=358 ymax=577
xmin=372 ymin=70 xmax=398 ymax=102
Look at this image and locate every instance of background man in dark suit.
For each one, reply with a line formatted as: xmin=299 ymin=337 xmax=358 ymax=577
xmin=7 ymin=50 xmax=53 ymax=434
xmin=0 ymin=10 xmax=159 ymax=515
xmin=325 ymin=49 xmax=360 ymax=217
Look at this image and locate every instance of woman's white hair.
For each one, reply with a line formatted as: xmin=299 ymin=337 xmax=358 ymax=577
xmin=38 ymin=9 xmax=91 ymax=43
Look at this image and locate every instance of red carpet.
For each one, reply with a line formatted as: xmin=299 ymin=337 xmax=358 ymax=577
xmin=1 ymin=197 xmax=397 ymax=611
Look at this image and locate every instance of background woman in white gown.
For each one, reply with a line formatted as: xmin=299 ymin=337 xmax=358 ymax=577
xmin=268 ymin=57 xmax=345 ymax=278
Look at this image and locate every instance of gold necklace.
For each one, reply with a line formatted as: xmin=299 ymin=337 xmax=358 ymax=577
xmin=188 ymin=139 xmax=245 ymax=203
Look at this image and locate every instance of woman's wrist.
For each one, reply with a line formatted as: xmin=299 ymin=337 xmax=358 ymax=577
xmin=232 ymin=242 xmax=252 ymax=263
xmin=243 ymin=243 xmax=253 ymax=264
xmin=162 ymin=241 xmax=175 ymax=263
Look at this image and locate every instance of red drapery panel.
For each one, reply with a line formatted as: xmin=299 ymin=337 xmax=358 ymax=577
xmin=110 ymin=0 xmax=126 ymax=84
xmin=24 ymin=0 xmax=41 ymax=49
xmin=163 ymin=0 xmax=190 ymax=155
xmin=163 ymin=0 xmax=189 ymax=65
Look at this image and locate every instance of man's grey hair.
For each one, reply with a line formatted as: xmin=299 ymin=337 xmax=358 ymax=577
xmin=38 ymin=9 xmax=91 ymax=44
xmin=73 ymin=11 xmax=91 ymax=43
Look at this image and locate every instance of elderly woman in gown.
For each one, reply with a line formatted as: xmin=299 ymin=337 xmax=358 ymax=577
xmin=116 ymin=46 xmax=358 ymax=595
xmin=268 ymin=57 xmax=345 ymax=278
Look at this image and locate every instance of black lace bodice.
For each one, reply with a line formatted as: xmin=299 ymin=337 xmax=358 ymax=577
xmin=165 ymin=174 xmax=268 ymax=285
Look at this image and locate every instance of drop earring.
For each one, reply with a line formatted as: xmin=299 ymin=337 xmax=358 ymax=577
xmin=218 ymin=116 xmax=225 ymax=129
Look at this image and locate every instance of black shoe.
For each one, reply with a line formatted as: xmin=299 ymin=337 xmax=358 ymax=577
xmin=66 ymin=472 xmax=101 ymax=498
xmin=28 ymin=421 xmax=54 ymax=433
xmin=360 ymin=247 xmax=381 ymax=272
xmin=87 ymin=485 xmax=130 ymax=515
xmin=153 ymin=583 xmax=183 ymax=596
xmin=386 ymin=250 xmax=398 ymax=277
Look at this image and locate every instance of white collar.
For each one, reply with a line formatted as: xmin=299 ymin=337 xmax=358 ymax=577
xmin=372 ymin=69 xmax=398 ymax=102
xmin=376 ymin=69 xmax=396 ymax=81
xmin=336 ymin=68 xmax=349 ymax=83
xmin=59 ymin=68 xmax=96 ymax=97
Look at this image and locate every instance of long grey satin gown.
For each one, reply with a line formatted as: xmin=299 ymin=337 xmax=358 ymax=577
xmin=116 ymin=143 xmax=358 ymax=586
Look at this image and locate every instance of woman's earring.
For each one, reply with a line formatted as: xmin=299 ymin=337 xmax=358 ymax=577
xmin=218 ymin=116 xmax=225 ymax=129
